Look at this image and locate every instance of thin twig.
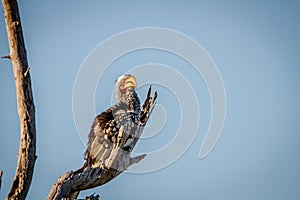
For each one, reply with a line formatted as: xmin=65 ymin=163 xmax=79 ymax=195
xmin=1 ymin=55 xmax=11 ymax=59
xmin=0 ymin=170 xmax=3 ymax=190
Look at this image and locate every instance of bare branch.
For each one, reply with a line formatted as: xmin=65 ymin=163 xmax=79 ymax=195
xmin=2 ymin=0 xmax=37 ymax=199
xmin=0 ymin=170 xmax=3 ymax=190
xmin=84 ymin=193 xmax=100 ymax=200
xmin=47 ymin=86 xmax=157 ymax=199
xmin=1 ymin=55 xmax=11 ymax=59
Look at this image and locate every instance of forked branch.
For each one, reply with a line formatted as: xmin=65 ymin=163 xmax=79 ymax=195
xmin=47 ymin=86 xmax=157 ymax=199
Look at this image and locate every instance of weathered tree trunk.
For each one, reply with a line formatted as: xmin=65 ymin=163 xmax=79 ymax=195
xmin=2 ymin=0 xmax=37 ymax=199
xmin=47 ymin=87 xmax=157 ymax=200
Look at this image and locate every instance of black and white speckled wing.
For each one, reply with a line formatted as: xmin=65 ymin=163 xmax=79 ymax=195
xmin=84 ymin=102 xmax=139 ymax=166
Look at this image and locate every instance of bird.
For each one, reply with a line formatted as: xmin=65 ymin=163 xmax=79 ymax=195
xmin=84 ymin=74 xmax=141 ymax=168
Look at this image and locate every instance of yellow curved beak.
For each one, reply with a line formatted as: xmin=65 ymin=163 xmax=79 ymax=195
xmin=124 ymin=76 xmax=137 ymax=89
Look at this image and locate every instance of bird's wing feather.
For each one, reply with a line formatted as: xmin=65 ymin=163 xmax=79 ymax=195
xmin=84 ymin=102 xmax=128 ymax=165
xmin=85 ymin=104 xmax=113 ymax=162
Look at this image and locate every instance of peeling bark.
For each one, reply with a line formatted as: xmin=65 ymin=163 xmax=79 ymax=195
xmin=47 ymin=86 xmax=157 ymax=200
xmin=2 ymin=0 xmax=37 ymax=199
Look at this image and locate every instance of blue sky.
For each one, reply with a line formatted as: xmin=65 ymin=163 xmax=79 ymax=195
xmin=0 ymin=0 xmax=300 ymax=199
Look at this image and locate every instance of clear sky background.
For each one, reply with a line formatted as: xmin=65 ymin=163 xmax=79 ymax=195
xmin=0 ymin=0 xmax=300 ymax=199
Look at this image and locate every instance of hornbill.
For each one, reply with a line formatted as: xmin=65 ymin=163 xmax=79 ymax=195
xmin=84 ymin=74 xmax=143 ymax=168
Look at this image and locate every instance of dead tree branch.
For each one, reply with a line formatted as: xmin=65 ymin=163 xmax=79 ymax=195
xmin=47 ymin=86 xmax=157 ymax=200
xmin=2 ymin=0 xmax=37 ymax=199
xmin=0 ymin=170 xmax=3 ymax=190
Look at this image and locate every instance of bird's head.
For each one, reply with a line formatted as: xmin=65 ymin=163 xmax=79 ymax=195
xmin=115 ymin=74 xmax=137 ymax=102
